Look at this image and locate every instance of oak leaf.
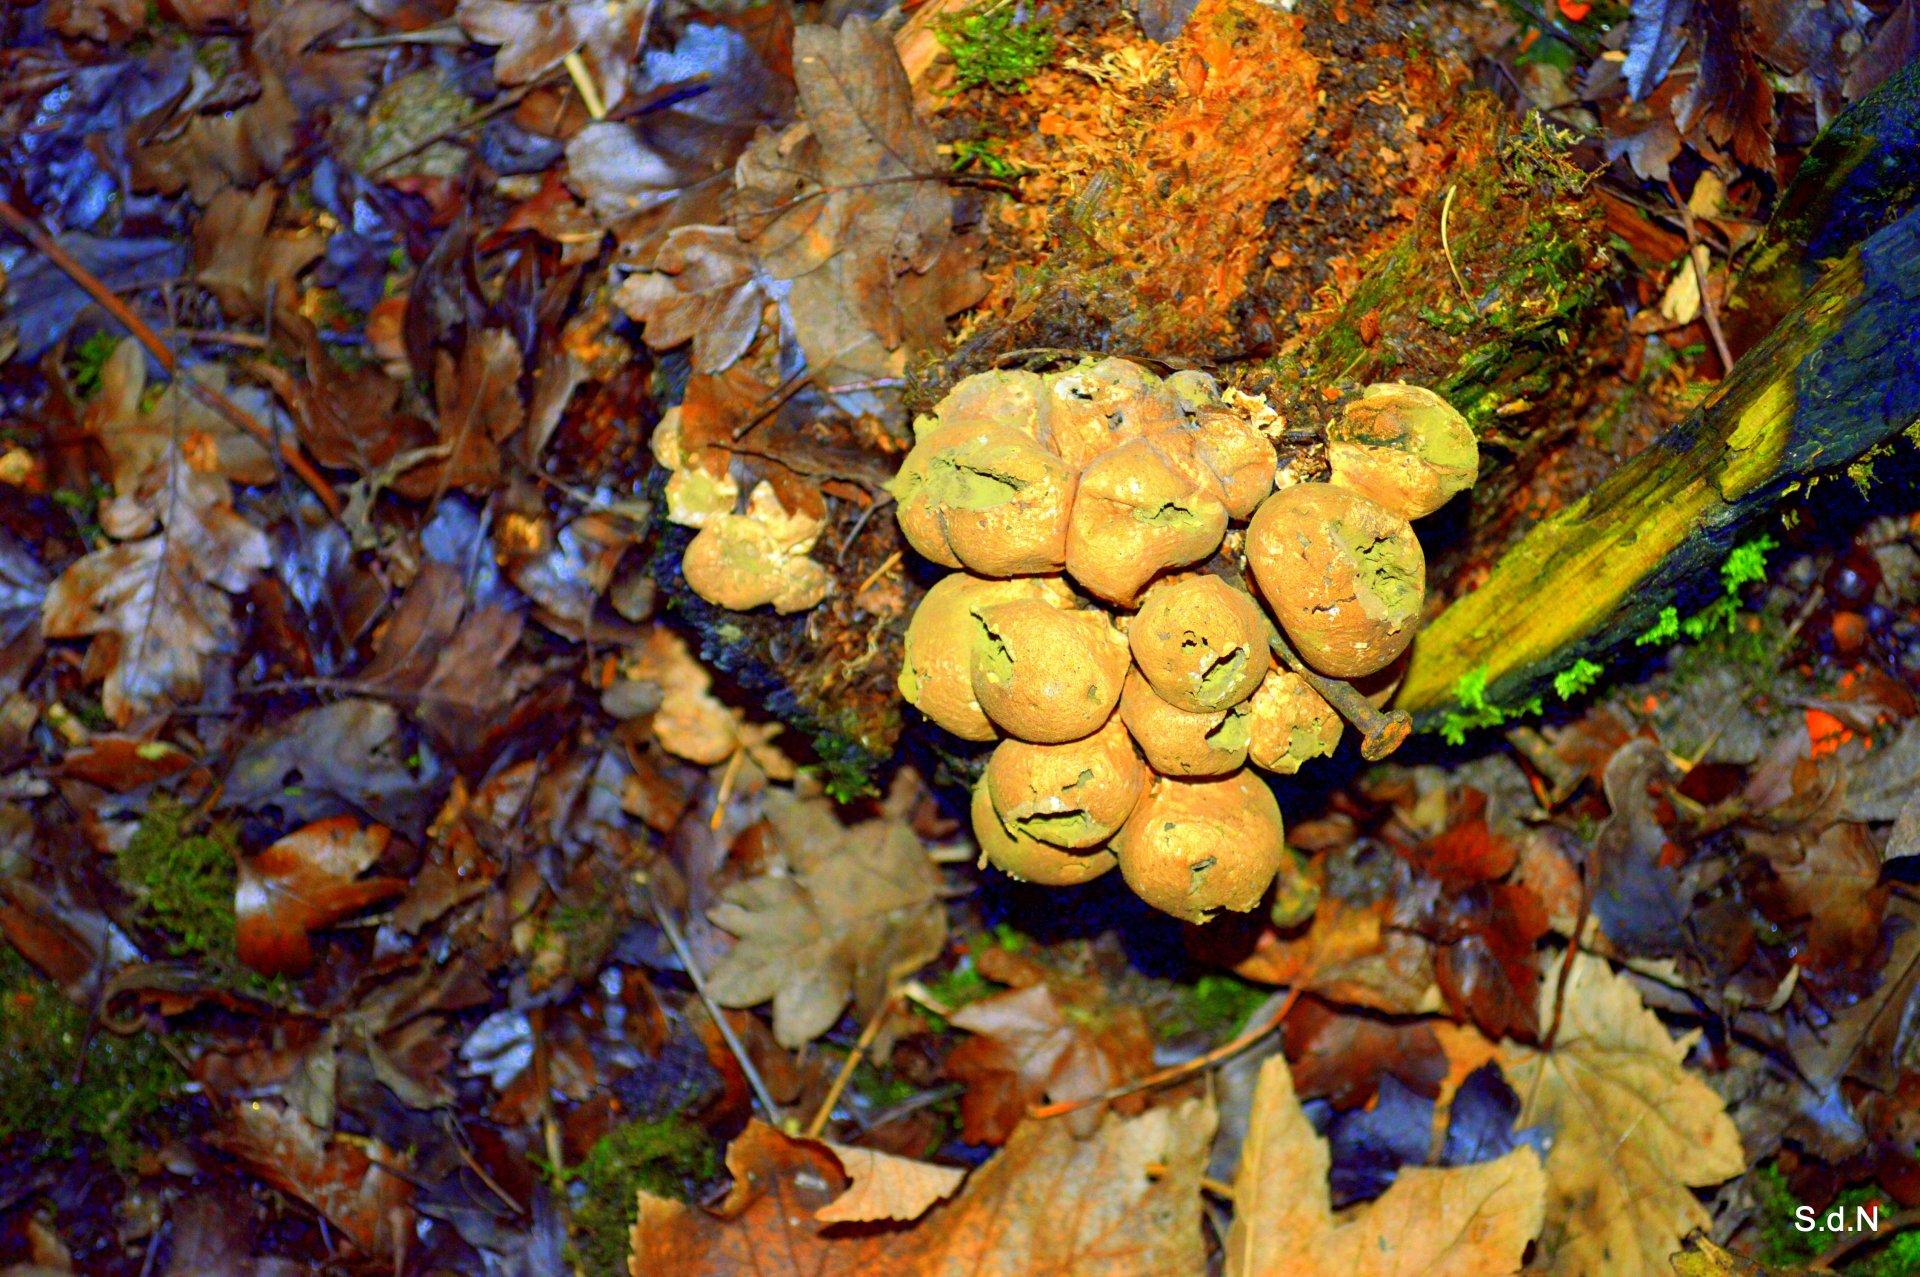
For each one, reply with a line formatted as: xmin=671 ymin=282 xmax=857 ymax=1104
xmin=630 ymin=1102 xmax=1212 ymax=1276
xmin=1225 ymin=1056 xmax=1544 ymax=1277
xmin=704 ymin=796 xmax=944 ymax=1047
xmin=1498 ymin=953 xmax=1746 ymax=1277
xmin=614 ymin=225 xmax=765 ymax=374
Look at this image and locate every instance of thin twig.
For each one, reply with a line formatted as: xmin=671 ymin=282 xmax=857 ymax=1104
xmin=854 ymin=550 xmax=903 ymax=598
xmin=562 ymin=51 xmax=607 ymax=120
xmin=0 ymin=198 xmax=342 ymax=517
xmin=806 ymin=989 xmax=900 ymax=1139
xmin=641 ymin=878 xmax=783 ymax=1123
xmin=1667 ymin=179 xmax=1735 ymax=373
xmin=1030 ymin=977 xmax=1310 ymax=1120
xmin=1440 ymin=184 xmax=1469 ymax=300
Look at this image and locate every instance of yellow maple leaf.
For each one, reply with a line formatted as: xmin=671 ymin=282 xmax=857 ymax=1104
xmin=1225 ymin=1056 xmax=1545 ymax=1277
xmin=1501 ymin=953 xmax=1747 ymax=1277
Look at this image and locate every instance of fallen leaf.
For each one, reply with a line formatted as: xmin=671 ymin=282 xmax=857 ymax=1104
xmin=704 ymin=797 xmax=945 ymax=1047
xmin=208 ymin=1098 xmax=413 ymax=1259
xmin=235 ymin=817 xmax=407 ymax=975
xmin=813 ymin=1140 xmax=965 ymax=1223
xmin=1747 ymin=820 xmax=1888 ymax=970
xmin=1225 ymin=1056 xmax=1545 ymax=1277
xmin=1499 ymin=953 xmax=1746 ymax=1277
xmin=631 ymin=1102 xmax=1212 ymax=1276
xmin=42 ymin=441 xmax=271 ymax=724
xmin=459 ymin=0 xmax=651 ymax=110
xmin=945 ymin=979 xmax=1155 ymax=1144
xmin=193 ymin=186 xmax=325 ymax=321
xmin=614 ymin=225 xmax=765 ymax=374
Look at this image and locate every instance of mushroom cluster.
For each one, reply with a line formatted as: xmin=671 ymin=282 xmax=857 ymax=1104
xmin=891 ymin=363 xmax=1478 ymax=925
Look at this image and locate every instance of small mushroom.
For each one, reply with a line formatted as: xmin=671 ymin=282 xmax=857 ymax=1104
xmin=651 ymin=409 xmax=739 ymax=527
xmin=1246 ymin=668 xmax=1342 ymax=775
xmin=1163 ymin=369 xmax=1224 ymax=412
xmin=1037 ymin=359 xmax=1187 ymax=466
xmin=1129 ymin=575 xmax=1271 ymax=712
xmin=1146 ymin=408 xmax=1276 ymax=519
xmin=1113 ymin=770 xmax=1290 ymax=924
xmin=681 ymin=482 xmax=832 ymax=614
xmin=890 ymin=423 xmax=1078 ymax=575
xmin=970 ymin=598 xmax=1131 ymax=743
xmin=899 ymin=573 xmax=1077 ymax=741
xmin=972 ymin=781 xmax=1118 ymax=886
xmin=1326 ymin=383 xmax=1479 ymax=520
xmin=1065 ymin=438 xmax=1229 ymax=606
xmin=1118 ymin=669 xmax=1249 ymax=777
xmin=985 ymin=716 xmax=1145 ymax=848
xmin=1245 ymin=483 xmax=1425 ymax=679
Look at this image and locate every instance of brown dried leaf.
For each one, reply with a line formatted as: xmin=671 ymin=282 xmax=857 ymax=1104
xmin=814 ymin=1141 xmax=965 ymax=1223
xmin=704 ymin=801 xmax=944 ymax=1048
xmin=208 ymin=1099 xmax=413 ymax=1259
xmin=1225 ymin=1056 xmax=1544 ymax=1277
xmin=1498 ymin=953 xmax=1745 ymax=1277
xmin=87 ymin=338 xmax=274 ymax=489
xmin=459 ymin=0 xmax=650 ymax=109
xmin=392 ymin=328 xmax=525 ymax=497
xmin=193 ymin=186 xmax=325 ymax=321
xmin=236 ymin=817 xmax=406 ymax=975
xmin=630 ymin=1102 xmax=1212 ymax=1276
xmin=42 ymin=443 xmax=271 ymax=723
xmin=614 ymin=225 xmax=765 ymax=374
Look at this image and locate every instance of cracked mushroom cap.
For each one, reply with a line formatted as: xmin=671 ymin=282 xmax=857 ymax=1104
xmin=984 ymin=716 xmax=1146 ymax=849
xmin=1327 ymin=383 xmax=1479 ymax=521
xmin=1245 ymin=483 xmax=1426 ymax=679
xmin=1036 ymin=358 xmax=1187 ymax=467
xmin=681 ymin=483 xmax=832 ymax=614
xmin=1246 ymin=668 xmax=1342 ymax=775
xmin=1114 ymin=770 xmax=1290 ymax=924
xmin=970 ymin=598 xmax=1130 ymax=743
xmin=1118 ymin=669 xmax=1250 ymax=777
xmin=972 ymin=781 xmax=1119 ymax=886
xmin=1065 ymin=438 xmax=1229 ymax=606
xmin=1145 ymin=408 xmax=1276 ymax=520
xmin=899 ymin=573 xmax=1077 ymax=741
xmin=1129 ymin=575 xmax=1272 ymax=713
xmin=890 ymin=423 xmax=1078 ymax=575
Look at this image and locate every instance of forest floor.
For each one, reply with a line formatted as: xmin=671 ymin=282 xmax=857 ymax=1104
xmin=1 ymin=1 xmax=1919 ymax=1275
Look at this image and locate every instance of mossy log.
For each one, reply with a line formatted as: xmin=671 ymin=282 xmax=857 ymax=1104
xmin=1394 ymin=205 xmax=1920 ymax=722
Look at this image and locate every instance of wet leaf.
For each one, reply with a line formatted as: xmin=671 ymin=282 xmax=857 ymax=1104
xmin=235 ymin=817 xmax=406 ymax=975
xmin=1225 ymin=1056 xmax=1544 ymax=1277
xmin=208 ymin=1098 xmax=414 ymax=1259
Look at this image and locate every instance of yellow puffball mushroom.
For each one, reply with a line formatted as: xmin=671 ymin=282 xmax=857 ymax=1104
xmin=1145 ymin=407 xmax=1276 ymax=520
xmin=1326 ymin=383 xmax=1479 ymax=520
xmin=890 ymin=423 xmax=1077 ymax=575
xmin=970 ymin=599 xmax=1130 ymax=743
xmin=1113 ymin=771 xmax=1291 ymax=924
xmin=1036 ymin=358 xmax=1186 ymax=466
xmin=1065 ymin=438 xmax=1229 ymax=607
xmin=1118 ymin=669 xmax=1250 ymax=777
xmin=1246 ymin=668 xmax=1342 ymax=775
xmin=972 ymin=781 xmax=1118 ymax=886
xmin=984 ymin=716 xmax=1145 ymax=848
xmin=1245 ymin=483 xmax=1425 ymax=679
xmin=1129 ymin=575 xmax=1271 ymax=713
xmin=924 ymin=369 xmax=1045 ymax=439
xmin=680 ymin=483 xmax=832 ymax=614
xmin=899 ymin=574 xmax=1077 ymax=741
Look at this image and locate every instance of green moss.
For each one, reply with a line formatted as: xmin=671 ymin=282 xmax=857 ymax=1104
xmin=118 ymin=801 xmax=239 ymax=962
xmin=1635 ymin=605 xmax=1682 ymax=648
xmin=66 ymin=331 xmax=122 ymax=398
xmin=1751 ymin=1163 xmax=1920 ymax=1276
xmin=1553 ymin=658 xmax=1603 ymax=700
xmin=567 ymin=1116 xmax=718 ymax=1276
xmin=1161 ymin=973 xmax=1269 ymax=1040
xmin=0 ymin=944 xmax=184 ymax=1170
xmin=1436 ymin=666 xmax=1541 ymax=745
xmin=936 ymin=1 xmax=1056 ymax=94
